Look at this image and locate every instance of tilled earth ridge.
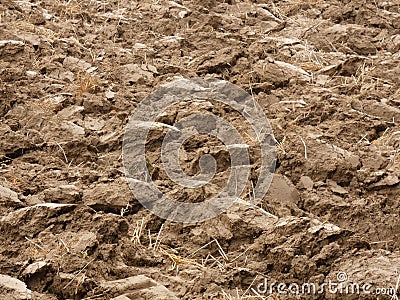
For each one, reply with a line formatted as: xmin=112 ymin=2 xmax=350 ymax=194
xmin=0 ymin=0 xmax=400 ymax=299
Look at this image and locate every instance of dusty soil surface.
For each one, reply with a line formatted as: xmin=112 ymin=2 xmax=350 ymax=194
xmin=1 ymin=0 xmax=400 ymax=299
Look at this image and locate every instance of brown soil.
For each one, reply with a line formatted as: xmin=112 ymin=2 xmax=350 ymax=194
xmin=1 ymin=0 xmax=400 ymax=299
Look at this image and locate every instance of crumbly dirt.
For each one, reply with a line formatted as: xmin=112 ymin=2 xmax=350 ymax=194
xmin=0 ymin=0 xmax=400 ymax=299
